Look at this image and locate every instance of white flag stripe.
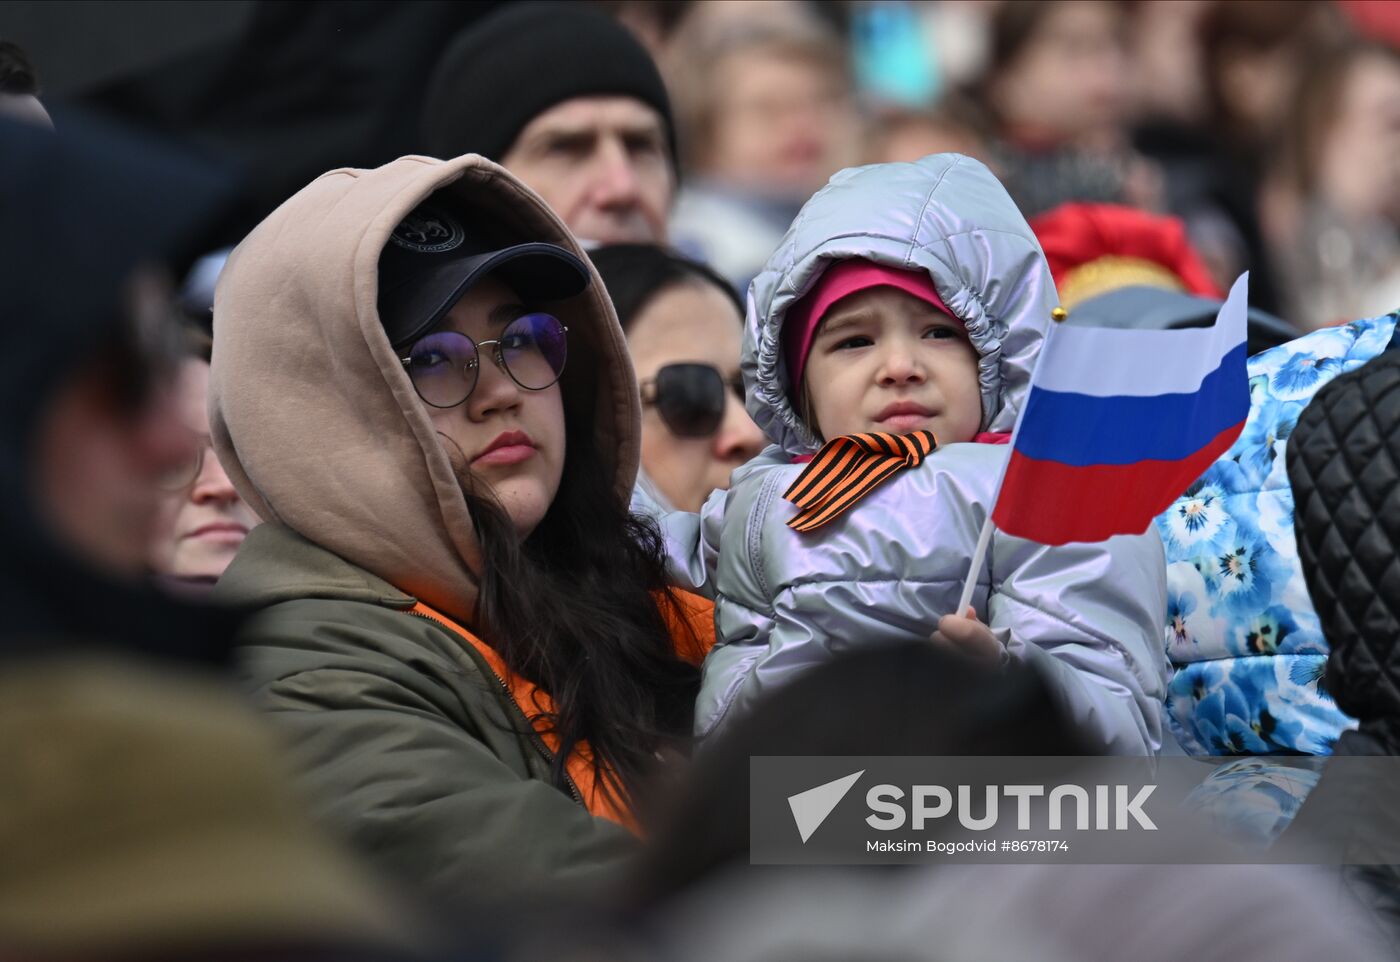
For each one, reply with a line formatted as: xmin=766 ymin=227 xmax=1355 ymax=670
xmin=1033 ymin=273 xmax=1250 ymax=398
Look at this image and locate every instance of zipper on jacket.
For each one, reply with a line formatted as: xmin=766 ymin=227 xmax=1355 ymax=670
xmin=407 ymin=610 xmax=586 ymax=807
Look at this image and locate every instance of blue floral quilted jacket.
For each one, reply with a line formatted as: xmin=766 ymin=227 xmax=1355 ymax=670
xmin=1156 ymin=313 xmax=1399 ymax=756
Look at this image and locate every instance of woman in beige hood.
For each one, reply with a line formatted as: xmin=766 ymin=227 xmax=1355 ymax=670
xmin=209 ymin=154 xmax=711 ymax=906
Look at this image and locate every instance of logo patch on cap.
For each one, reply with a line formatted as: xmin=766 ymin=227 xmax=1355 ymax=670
xmin=390 ymin=204 xmax=466 ymax=254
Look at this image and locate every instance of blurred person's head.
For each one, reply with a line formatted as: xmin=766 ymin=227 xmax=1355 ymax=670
xmin=1033 ymin=202 xmax=1224 ymax=307
xmin=34 ymin=271 xmax=198 ymax=579
xmin=0 ymin=112 xmax=255 ymax=663
xmin=148 ymin=330 xmax=259 ymax=589
xmin=1285 ymin=41 xmax=1400 ymax=226
xmin=1125 ymin=0 xmax=1212 ymax=127
xmin=670 ymin=12 xmax=858 ymax=197
xmin=983 ymin=0 xmax=1129 ymax=149
xmin=1199 ymin=0 xmax=1337 ymax=160
xmin=590 ymin=244 xmax=763 ymax=511
xmin=627 ymin=640 xmax=1090 ymax=906
xmin=592 ymin=0 xmax=695 ymax=62
xmin=863 ymin=94 xmax=991 ymax=166
xmin=422 ymin=2 xmax=677 ymax=245
xmin=0 ymin=40 xmax=52 ymax=129
xmin=1031 ymin=201 xmax=1298 ymax=353
xmin=0 ymin=113 xmax=418 ymax=962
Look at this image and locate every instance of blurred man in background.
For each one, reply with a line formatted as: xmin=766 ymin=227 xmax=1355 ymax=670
xmin=421 ymin=2 xmax=677 ymax=245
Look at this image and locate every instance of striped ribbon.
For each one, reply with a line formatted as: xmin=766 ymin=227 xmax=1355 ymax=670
xmin=784 ymin=430 xmax=938 ymax=532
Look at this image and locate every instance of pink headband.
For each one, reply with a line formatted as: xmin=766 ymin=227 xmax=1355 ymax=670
xmin=782 ymin=259 xmax=956 ymax=401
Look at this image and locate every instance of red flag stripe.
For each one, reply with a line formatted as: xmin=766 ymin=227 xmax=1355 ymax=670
xmin=991 ymin=421 xmax=1244 ymax=545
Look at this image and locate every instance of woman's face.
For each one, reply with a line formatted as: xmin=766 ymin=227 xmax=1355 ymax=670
xmin=705 ymin=49 xmax=857 ymax=195
xmin=150 ymin=359 xmax=259 ymax=581
xmin=418 ymin=276 xmax=567 ymax=538
xmin=1318 ymin=53 xmax=1400 ymax=224
xmin=627 ymin=282 xmax=765 ymax=512
xmin=992 ymin=1 xmax=1128 ymax=147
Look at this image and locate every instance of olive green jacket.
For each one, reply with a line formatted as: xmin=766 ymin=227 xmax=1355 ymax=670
xmin=219 ymin=524 xmax=638 ymax=907
xmin=208 ymin=153 xmax=657 ymax=909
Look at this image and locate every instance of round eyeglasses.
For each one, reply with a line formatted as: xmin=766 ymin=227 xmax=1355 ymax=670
xmin=157 ymin=433 xmax=212 ymax=493
xmin=400 ymin=313 xmax=568 ymax=409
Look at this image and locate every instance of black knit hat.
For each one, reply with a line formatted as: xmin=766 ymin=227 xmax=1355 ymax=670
xmin=421 ymin=2 xmax=678 ymax=173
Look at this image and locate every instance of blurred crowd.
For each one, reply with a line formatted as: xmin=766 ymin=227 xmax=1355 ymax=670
xmin=3 ymin=1 xmax=1400 ymax=960
xmin=12 ymin=0 xmax=1400 ymax=331
xmin=626 ymin=0 xmax=1400 ymax=329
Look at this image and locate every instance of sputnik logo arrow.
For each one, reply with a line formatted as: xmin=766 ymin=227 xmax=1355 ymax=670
xmin=787 ymin=770 xmax=864 ymax=843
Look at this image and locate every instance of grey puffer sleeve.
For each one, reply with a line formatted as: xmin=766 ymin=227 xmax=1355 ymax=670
xmin=987 ymin=527 xmax=1168 ymax=754
xmin=632 ymin=470 xmax=750 ymax=602
xmin=695 ymin=445 xmax=1170 ymax=753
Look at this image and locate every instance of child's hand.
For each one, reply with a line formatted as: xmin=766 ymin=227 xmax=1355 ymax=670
xmin=930 ymin=606 xmax=1005 ymax=665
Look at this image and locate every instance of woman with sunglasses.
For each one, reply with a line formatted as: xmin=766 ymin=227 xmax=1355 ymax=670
xmin=590 ymin=245 xmax=765 ymax=512
xmin=209 ymin=157 xmax=712 ymax=909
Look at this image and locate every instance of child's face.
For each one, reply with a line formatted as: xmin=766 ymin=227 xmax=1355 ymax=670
xmin=802 ymin=287 xmax=982 ymax=443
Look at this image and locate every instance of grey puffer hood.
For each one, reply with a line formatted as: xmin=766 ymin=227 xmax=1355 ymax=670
xmin=744 ymin=153 xmax=1058 ymax=455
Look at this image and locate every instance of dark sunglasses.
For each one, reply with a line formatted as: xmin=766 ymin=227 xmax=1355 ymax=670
xmin=400 ymin=313 xmax=568 ymax=409
xmin=640 ymin=363 xmax=745 ymax=438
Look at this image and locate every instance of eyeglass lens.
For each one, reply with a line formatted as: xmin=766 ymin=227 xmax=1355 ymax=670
xmin=157 ymin=436 xmax=208 ymax=492
xmin=405 ymin=313 xmax=567 ymax=409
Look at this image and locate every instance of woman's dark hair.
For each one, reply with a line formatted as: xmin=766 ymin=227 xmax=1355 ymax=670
xmin=986 ymin=0 xmax=1057 ymax=76
xmin=459 ymin=310 xmax=701 ymax=809
xmin=589 ymin=244 xmax=742 ymax=334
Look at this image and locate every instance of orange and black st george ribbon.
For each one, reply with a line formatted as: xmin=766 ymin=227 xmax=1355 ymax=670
xmin=784 ymin=430 xmax=937 ymax=533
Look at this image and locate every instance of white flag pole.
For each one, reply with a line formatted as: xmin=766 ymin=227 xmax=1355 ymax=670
xmin=953 ymin=305 xmax=1067 ymax=617
xmin=955 ymin=515 xmax=994 ymax=614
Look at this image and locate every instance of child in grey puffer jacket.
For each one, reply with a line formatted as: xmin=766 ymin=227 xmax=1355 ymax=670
xmin=641 ymin=154 xmax=1171 ymax=753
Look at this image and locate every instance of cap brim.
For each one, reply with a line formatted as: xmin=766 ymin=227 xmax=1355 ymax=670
xmin=383 ymin=242 xmax=590 ymax=348
xmin=1068 ymin=285 xmax=1296 ymax=346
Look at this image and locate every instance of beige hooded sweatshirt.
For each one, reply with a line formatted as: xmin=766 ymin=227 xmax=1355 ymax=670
xmin=208 ymin=155 xmax=703 ymax=902
xmin=210 ymin=153 xmax=641 ymax=625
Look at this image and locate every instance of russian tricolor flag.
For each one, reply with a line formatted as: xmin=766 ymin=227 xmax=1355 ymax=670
xmin=991 ymin=274 xmax=1251 ymax=546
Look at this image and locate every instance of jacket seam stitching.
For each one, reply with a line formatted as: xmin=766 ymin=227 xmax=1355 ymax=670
xmin=906 ymin=156 xmax=962 ymax=268
xmin=747 ymin=472 xmax=786 ymax=599
xmin=764 ymin=575 xmax=967 ymax=591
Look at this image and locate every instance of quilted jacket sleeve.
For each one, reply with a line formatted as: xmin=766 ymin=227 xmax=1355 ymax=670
xmin=695 ymin=447 xmax=1169 ymax=753
xmin=632 ymin=482 xmax=732 ymax=601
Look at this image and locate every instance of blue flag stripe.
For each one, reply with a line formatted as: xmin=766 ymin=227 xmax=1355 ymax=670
xmin=1013 ymin=342 xmax=1250 ymax=467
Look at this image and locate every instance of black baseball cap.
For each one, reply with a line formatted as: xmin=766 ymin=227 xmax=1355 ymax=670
xmin=377 ymin=199 xmax=590 ymax=348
